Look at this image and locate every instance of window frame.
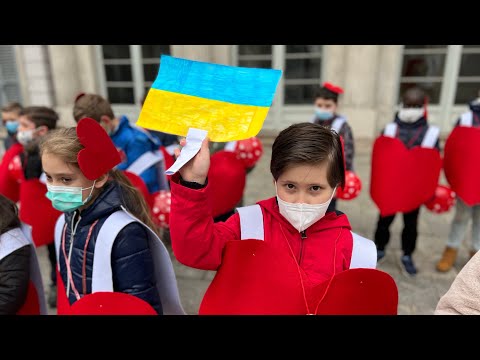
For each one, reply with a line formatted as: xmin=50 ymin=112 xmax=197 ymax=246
xmin=397 ymin=45 xmax=471 ymax=133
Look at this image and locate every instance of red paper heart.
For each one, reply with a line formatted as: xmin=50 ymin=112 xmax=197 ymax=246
xmin=16 ymin=281 xmax=41 ymax=315
xmin=123 ymin=170 xmax=153 ymax=209
xmin=76 ymin=118 xmax=121 ymax=180
xmin=314 ymin=268 xmax=398 ymax=315
xmin=208 ymin=151 xmax=246 ymax=218
xmin=370 ymin=136 xmax=442 ymax=217
xmin=69 ymin=292 xmax=158 ymax=315
xmin=444 ymin=126 xmax=480 ymax=206
xmin=19 ymin=179 xmax=62 ymax=247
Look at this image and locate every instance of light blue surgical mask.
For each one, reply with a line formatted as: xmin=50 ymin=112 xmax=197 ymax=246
xmin=46 ymin=181 xmax=96 ymax=212
xmin=5 ymin=120 xmax=19 ymax=135
xmin=314 ymin=107 xmax=334 ymax=121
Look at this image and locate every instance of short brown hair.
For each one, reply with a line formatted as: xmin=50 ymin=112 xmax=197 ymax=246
xmin=19 ymin=106 xmax=58 ymax=130
xmin=73 ymin=93 xmax=115 ymax=123
xmin=1 ymin=101 xmax=23 ymax=113
xmin=270 ymin=122 xmax=345 ymax=189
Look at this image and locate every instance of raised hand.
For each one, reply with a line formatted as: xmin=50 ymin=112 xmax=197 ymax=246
xmin=175 ymin=137 xmax=210 ymax=185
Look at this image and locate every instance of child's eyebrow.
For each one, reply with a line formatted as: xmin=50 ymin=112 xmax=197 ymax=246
xmin=43 ymin=171 xmax=75 ymax=177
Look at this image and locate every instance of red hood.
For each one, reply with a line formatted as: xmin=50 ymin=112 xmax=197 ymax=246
xmin=257 ymin=197 xmax=352 ymax=236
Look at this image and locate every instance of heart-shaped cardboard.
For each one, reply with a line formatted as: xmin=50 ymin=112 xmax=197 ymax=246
xmin=314 ymin=268 xmax=398 ymax=315
xmin=443 ymin=126 xmax=480 ymax=206
xmin=19 ymin=179 xmax=62 ymax=247
xmin=370 ymin=136 xmax=441 ymax=216
xmin=69 ymin=291 xmax=158 ymax=315
xmin=123 ymin=170 xmax=153 ymax=209
xmin=16 ymin=281 xmax=41 ymax=315
xmin=76 ymin=117 xmax=121 ymax=180
xmin=200 ymin=239 xmax=397 ymax=315
xmin=0 ymin=142 xmax=23 ymax=202
xmin=208 ymin=150 xmax=246 ymax=218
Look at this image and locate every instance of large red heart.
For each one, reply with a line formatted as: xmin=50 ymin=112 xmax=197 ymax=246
xmin=76 ymin=117 xmax=121 ymax=180
xmin=370 ymin=136 xmax=442 ymax=217
xmin=19 ymin=179 xmax=62 ymax=247
xmin=69 ymin=292 xmax=158 ymax=315
xmin=443 ymin=126 xmax=480 ymax=206
xmin=208 ymin=151 xmax=246 ymax=218
xmin=314 ymin=268 xmax=398 ymax=315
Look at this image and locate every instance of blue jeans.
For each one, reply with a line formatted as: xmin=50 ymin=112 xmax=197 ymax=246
xmin=447 ymin=198 xmax=480 ymax=251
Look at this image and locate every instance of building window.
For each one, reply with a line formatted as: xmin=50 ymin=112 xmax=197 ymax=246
xmin=100 ymin=45 xmax=170 ymax=105
xmin=236 ymin=45 xmax=323 ymax=105
xmin=237 ymin=45 xmax=273 ymax=69
xmin=399 ymin=45 xmax=448 ymax=104
xmin=102 ymin=45 xmax=133 ymax=104
xmin=141 ymin=45 xmax=171 ymax=98
xmin=455 ymin=45 xmax=480 ymax=104
xmin=284 ymin=45 xmax=322 ymax=105
xmin=0 ymin=45 xmax=22 ymax=107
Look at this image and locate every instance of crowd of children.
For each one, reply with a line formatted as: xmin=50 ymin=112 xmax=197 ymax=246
xmin=1 ymin=68 xmax=479 ymax=315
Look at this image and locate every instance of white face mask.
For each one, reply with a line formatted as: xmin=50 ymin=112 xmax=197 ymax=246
xmin=17 ymin=129 xmax=35 ymax=146
xmin=276 ymin=185 xmax=337 ymax=233
xmin=398 ymin=107 xmax=424 ymax=123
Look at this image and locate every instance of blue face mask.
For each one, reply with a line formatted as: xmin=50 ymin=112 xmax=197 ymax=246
xmin=46 ymin=181 xmax=96 ymax=212
xmin=314 ymin=107 xmax=334 ymax=121
xmin=5 ymin=120 xmax=19 ymax=135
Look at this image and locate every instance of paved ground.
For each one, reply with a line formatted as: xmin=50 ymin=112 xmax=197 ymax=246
xmin=33 ymin=135 xmax=470 ymax=315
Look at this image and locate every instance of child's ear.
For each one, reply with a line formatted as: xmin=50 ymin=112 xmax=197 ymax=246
xmin=37 ymin=125 xmax=49 ymax=137
xmin=100 ymin=115 xmax=111 ymax=126
xmin=94 ymin=173 xmax=109 ymax=188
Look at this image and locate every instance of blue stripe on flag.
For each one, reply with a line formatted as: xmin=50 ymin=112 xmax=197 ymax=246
xmin=151 ymin=55 xmax=282 ymax=107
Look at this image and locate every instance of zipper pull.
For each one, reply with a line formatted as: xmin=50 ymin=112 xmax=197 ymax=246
xmin=301 ymin=230 xmax=307 ymax=239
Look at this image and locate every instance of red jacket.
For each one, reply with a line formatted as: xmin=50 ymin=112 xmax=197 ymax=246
xmin=169 ymin=175 xmax=354 ymax=286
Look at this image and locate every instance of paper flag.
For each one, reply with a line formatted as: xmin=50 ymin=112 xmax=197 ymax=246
xmin=137 ymin=55 xmax=282 ymax=142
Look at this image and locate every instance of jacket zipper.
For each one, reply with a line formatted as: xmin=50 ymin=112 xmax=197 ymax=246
xmin=66 ymin=211 xmax=81 ymax=298
xmin=299 ymin=230 xmax=307 ymax=265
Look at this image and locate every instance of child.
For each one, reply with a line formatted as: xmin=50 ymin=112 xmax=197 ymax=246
xmin=435 ymin=251 xmax=480 ymax=315
xmin=436 ymin=94 xmax=480 ymax=272
xmin=312 ymin=82 xmax=355 ymax=212
xmin=16 ymin=106 xmax=61 ymax=308
xmin=1 ymin=102 xmax=22 ymax=152
xmin=40 ymin=118 xmax=184 ymax=315
xmin=0 ymin=194 xmax=46 ymax=315
xmin=73 ymin=93 xmax=168 ymax=194
xmin=169 ymin=122 xmax=376 ymax=315
xmin=373 ymin=87 xmax=440 ymax=276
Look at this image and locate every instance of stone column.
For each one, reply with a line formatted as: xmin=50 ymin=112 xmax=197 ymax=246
xmin=74 ymin=45 xmax=100 ymax=94
xmin=342 ymin=45 xmax=380 ymax=138
xmin=211 ymin=45 xmax=232 ymax=65
xmin=48 ymin=45 xmax=82 ymax=127
xmin=322 ymin=45 xmax=346 ymax=87
xmin=375 ymin=45 xmax=403 ymax=133
xmin=16 ymin=45 xmax=54 ymax=107
xmin=171 ymin=45 xmax=212 ymax=62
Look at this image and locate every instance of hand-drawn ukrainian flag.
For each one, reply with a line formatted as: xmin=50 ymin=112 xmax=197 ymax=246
xmin=137 ymin=55 xmax=282 ymax=142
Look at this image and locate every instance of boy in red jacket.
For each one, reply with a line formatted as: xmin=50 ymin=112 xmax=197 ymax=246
xmin=169 ymin=122 xmax=377 ymax=314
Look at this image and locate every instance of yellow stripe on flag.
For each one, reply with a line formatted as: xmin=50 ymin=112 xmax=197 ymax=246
xmin=137 ymin=88 xmax=269 ymax=142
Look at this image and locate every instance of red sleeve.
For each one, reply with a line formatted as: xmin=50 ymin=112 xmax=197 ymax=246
xmin=169 ymin=174 xmax=241 ymax=270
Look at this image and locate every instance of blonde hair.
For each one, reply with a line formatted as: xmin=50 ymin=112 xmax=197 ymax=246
xmin=39 ymin=127 xmax=159 ymax=236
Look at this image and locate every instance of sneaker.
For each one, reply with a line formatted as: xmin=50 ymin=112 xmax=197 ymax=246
xmin=401 ymin=255 xmax=417 ymax=276
xmin=48 ymin=284 xmax=57 ymax=308
xmin=377 ymin=249 xmax=386 ymax=263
